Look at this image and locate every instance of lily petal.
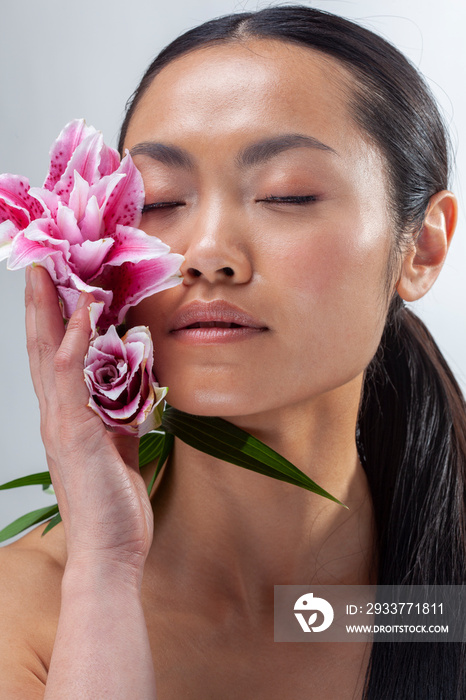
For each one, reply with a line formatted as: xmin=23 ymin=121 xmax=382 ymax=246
xmin=54 ymin=132 xmax=103 ymax=201
xmin=7 ymin=226 xmax=62 ymax=272
xmin=98 ymin=142 xmax=121 ymax=177
xmin=56 ymin=203 xmax=82 ymax=245
xmin=101 ymin=152 xmax=145 ymax=234
xmin=28 ymin=187 xmax=60 ymax=219
xmin=69 ymin=238 xmax=115 ymax=280
xmin=0 ymin=220 xmax=19 ymax=262
xmin=79 ymin=194 xmax=103 ymax=242
xmin=68 ymin=171 xmax=91 ymax=224
xmin=0 ymin=174 xmax=44 ymax=226
xmin=44 ymin=119 xmax=97 ymax=191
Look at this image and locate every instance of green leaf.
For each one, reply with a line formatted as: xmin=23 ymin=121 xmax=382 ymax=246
xmin=0 ymin=471 xmax=52 ymax=490
xmin=41 ymin=511 xmax=62 ymax=536
xmin=147 ymin=432 xmax=174 ymax=496
xmin=161 ymin=406 xmax=346 ymax=508
xmin=138 ymin=431 xmax=165 ymax=467
xmin=0 ymin=504 xmax=59 ymax=543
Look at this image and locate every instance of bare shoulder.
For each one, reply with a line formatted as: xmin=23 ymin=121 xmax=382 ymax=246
xmin=0 ymin=522 xmax=66 ymax=699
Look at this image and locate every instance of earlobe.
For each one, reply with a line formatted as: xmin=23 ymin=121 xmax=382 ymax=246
xmin=396 ymin=190 xmax=458 ymax=302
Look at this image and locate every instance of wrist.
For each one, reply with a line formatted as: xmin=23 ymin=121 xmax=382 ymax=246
xmin=63 ymin=551 xmax=146 ymax=594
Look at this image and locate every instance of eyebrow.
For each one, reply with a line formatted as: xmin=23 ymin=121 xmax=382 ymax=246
xmin=236 ymin=133 xmax=338 ymax=166
xmin=130 ymin=142 xmax=195 ymax=169
xmin=129 ymin=133 xmax=337 ymax=170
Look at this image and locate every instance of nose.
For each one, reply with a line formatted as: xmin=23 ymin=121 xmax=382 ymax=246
xmin=180 ymin=199 xmax=253 ymax=286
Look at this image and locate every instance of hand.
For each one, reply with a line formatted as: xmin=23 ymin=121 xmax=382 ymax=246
xmin=25 ymin=265 xmax=154 ymax=578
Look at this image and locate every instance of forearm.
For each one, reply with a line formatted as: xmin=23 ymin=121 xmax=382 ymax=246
xmin=44 ymin=559 xmax=156 ymax=700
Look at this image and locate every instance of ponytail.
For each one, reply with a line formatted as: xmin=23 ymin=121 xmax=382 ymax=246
xmin=358 ymin=293 xmax=466 ymax=698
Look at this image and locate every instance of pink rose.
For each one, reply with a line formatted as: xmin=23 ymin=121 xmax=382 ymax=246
xmin=84 ymin=324 xmax=167 ymax=437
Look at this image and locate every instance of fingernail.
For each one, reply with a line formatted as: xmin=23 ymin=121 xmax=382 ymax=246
xmin=76 ymin=293 xmax=88 ymax=310
xmin=30 ymin=267 xmax=37 ymax=290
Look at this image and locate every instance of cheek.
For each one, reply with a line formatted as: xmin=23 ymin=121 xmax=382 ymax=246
xmin=274 ymin=224 xmax=391 ymax=369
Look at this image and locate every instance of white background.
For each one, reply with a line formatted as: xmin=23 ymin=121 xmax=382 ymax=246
xmin=1 ymin=0 xmax=465 ymax=537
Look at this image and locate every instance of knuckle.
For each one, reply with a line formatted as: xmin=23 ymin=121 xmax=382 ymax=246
xmin=53 ymin=347 xmax=74 ymax=374
xmin=37 ymin=337 xmax=57 ymax=363
xmin=66 ymin=311 xmax=88 ymax=335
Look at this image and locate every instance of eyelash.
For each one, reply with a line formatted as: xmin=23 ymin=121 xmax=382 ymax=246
xmin=259 ymin=195 xmax=317 ymax=205
xmin=142 ymin=195 xmax=317 ymax=213
xmin=142 ymin=201 xmax=184 ymax=213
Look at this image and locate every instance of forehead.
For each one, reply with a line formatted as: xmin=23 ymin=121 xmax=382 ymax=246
xmin=124 ymin=39 xmax=367 ymax=157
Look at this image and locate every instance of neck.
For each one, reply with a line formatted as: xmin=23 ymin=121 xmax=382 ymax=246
xmin=145 ymin=374 xmax=377 ymax=617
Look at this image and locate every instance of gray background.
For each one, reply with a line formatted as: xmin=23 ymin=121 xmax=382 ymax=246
xmin=1 ymin=0 xmax=465 ymax=537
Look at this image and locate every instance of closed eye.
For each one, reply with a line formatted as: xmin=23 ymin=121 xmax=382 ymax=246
xmin=142 ymin=201 xmax=185 ymax=213
xmin=257 ymin=195 xmax=317 ymax=205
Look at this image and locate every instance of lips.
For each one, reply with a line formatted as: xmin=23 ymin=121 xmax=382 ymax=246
xmin=169 ymin=299 xmax=268 ymax=334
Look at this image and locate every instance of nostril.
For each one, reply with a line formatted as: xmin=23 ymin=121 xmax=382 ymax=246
xmin=187 ymin=267 xmax=202 ymax=277
xmin=222 ymin=267 xmax=234 ymax=277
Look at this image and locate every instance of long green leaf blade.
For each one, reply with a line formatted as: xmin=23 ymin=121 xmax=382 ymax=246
xmin=139 ymin=431 xmax=165 ymax=467
xmin=161 ymin=407 xmax=346 ymax=507
xmin=41 ymin=511 xmax=62 ymax=536
xmin=0 ymin=504 xmax=59 ymax=543
xmin=0 ymin=471 xmax=52 ymax=490
xmin=146 ymin=431 xmax=174 ymax=496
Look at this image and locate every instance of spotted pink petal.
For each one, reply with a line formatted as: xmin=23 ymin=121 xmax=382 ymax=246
xmin=54 ymin=132 xmax=103 ymax=202
xmin=93 ymin=226 xmax=183 ymax=326
xmin=98 ymin=142 xmax=121 ymax=177
xmin=100 ymin=258 xmax=183 ymax=328
xmin=100 ymin=152 xmax=145 ymax=234
xmin=28 ymin=187 xmax=60 ymax=219
xmin=7 ymin=226 xmax=65 ymax=273
xmin=8 ymin=218 xmax=78 ymax=292
xmin=44 ymin=119 xmax=97 ymax=191
xmin=0 ymin=174 xmax=44 ymax=227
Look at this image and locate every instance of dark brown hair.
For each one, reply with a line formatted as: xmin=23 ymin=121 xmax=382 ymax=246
xmin=119 ymin=7 xmax=466 ymax=698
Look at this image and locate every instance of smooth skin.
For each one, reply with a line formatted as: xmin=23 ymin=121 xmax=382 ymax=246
xmin=0 ymin=39 xmax=457 ymax=699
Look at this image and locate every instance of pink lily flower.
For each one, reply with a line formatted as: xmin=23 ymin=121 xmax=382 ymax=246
xmin=3 ymin=119 xmax=183 ymax=330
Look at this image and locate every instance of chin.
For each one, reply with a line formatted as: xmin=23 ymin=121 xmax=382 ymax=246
xmin=164 ymin=384 xmax=261 ymax=418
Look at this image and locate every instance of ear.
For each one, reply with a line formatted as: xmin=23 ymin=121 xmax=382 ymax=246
xmin=396 ymin=190 xmax=458 ymax=302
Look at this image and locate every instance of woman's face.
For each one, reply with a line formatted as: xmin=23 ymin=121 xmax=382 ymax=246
xmin=124 ymin=39 xmax=393 ymax=418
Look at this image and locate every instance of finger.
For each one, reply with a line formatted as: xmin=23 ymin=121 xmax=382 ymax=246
xmin=30 ymin=266 xmax=67 ymax=396
xmin=25 ymin=266 xmax=46 ymax=407
xmin=53 ymin=291 xmax=98 ymax=416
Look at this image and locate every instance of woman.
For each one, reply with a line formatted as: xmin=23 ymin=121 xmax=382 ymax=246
xmin=0 ymin=5 xmax=464 ymax=699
